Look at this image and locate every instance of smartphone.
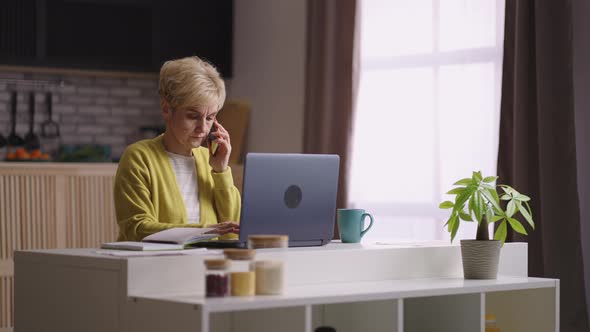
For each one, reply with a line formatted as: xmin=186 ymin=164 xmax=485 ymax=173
xmin=207 ymin=124 xmax=219 ymax=156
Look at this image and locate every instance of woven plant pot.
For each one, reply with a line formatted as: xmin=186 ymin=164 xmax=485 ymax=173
xmin=460 ymin=240 xmax=502 ymax=279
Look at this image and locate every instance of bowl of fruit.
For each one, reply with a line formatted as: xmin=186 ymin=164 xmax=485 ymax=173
xmin=6 ymin=148 xmax=51 ymax=162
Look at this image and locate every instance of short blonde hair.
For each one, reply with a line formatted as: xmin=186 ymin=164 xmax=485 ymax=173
xmin=158 ymin=56 xmax=226 ymax=111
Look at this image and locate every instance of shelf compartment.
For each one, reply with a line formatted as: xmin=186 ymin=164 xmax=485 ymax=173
xmin=485 ymin=286 xmax=558 ymax=332
xmin=313 ymin=299 xmax=401 ymax=332
xmin=404 ymin=293 xmax=481 ymax=332
xmin=211 ymin=307 xmax=307 ymax=332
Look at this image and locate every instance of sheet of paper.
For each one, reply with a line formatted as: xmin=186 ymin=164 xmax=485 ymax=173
xmin=142 ymin=227 xmax=217 ymax=244
xmin=101 ymin=241 xmax=183 ymax=251
xmin=94 ymin=248 xmax=220 ymax=257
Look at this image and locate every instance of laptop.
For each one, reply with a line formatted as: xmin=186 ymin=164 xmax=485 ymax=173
xmin=194 ymin=153 xmax=340 ymax=248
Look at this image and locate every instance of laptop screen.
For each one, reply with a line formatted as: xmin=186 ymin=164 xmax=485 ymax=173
xmin=238 ymin=153 xmax=340 ymax=247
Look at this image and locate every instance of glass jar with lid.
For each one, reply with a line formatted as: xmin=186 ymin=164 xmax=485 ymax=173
xmin=204 ymin=259 xmax=230 ymax=298
xmin=248 ymin=235 xmax=289 ymax=249
xmin=254 ymin=260 xmax=285 ymax=295
xmin=223 ymin=249 xmax=256 ymax=296
xmin=485 ymin=314 xmax=501 ymax=332
xmin=248 ymin=235 xmax=288 ymax=295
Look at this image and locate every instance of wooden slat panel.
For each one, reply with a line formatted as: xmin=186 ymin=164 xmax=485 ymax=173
xmin=9 ymin=177 xmax=19 ymax=258
xmin=0 ymin=164 xmax=117 ymax=331
xmin=0 ymin=177 xmax=6 ymax=260
xmin=81 ymin=176 xmax=88 ymax=247
xmin=0 ymin=175 xmax=57 ymax=258
xmin=5 ymin=177 xmax=13 ymax=260
xmin=48 ymin=176 xmax=57 ymax=248
xmin=105 ymin=176 xmax=117 ymax=241
xmin=55 ymin=175 xmax=66 ymax=248
xmin=0 ymin=275 xmax=14 ymax=328
xmin=66 ymin=176 xmax=73 ymax=247
xmin=16 ymin=176 xmax=22 ymax=253
xmin=22 ymin=177 xmax=28 ymax=250
xmin=63 ymin=175 xmax=117 ymax=248
xmin=66 ymin=176 xmax=78 ymax=247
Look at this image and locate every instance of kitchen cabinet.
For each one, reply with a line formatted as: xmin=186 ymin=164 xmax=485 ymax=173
xmin=0 ymin=162 xmax=118 ymax=330
xmin=0 ymin=161 xmax=243 ymax=331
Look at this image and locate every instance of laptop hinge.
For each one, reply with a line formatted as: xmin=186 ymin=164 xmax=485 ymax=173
xmin=289 ymin=239 xmax=324 ymax=247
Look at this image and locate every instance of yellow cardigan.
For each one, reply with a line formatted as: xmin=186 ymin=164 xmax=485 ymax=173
xmin=114 ymin=135 xmax=241 ymax=241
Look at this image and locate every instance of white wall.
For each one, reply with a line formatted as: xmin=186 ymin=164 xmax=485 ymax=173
xmin=228 ymin=0 xmax=307 ymax=153
xmin=573 ymin=0 xmax=590 ymax=322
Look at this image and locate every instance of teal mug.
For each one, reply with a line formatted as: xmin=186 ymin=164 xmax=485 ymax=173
xmin=337 ymin=209 xmax=374 ymax=243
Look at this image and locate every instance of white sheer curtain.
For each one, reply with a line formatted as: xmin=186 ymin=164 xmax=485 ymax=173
xmin=349 ymin=0 xmax=506 ymax=243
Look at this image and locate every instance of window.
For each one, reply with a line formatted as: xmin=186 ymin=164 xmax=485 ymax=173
xmin=349 ymin=0 xmax=506 ymax=242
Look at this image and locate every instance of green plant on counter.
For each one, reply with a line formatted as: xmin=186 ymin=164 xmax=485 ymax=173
xmin=438 ymin=171 xmax=535 ymax=243
xmin=56 ymin=145 xmax=111 ymax=162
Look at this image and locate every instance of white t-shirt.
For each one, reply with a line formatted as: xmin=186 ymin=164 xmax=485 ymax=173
xmin=166 ymin=151 xmax=200 ymax=224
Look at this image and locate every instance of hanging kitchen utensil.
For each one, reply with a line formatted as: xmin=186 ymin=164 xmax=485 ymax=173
xmin=41 ymin=91 xmax=60 ymax=138
xmin=0 ymin=100 xmax=6 ymax=160
xmin=7 ymin=91 xmax=25 ymax=147
xmin=0 ymin=125 xmax=6 ymax=148
xmin=24 ymin=92 xmax=41 ymax=151
xmin=0 ymin=95 xmax=6 ymax=149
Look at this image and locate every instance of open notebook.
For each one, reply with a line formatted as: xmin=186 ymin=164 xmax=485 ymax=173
xmin=101 ymin=227 xmax=218 ymax=251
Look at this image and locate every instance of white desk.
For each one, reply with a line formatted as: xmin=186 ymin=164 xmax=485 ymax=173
xmin=14 ymin=242 xmax=559 ymax=332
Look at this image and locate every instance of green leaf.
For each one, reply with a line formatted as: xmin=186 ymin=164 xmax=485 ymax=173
xmin=500 ymin=194 xmax=511 ymax=201
xmin=494 ymin=220 xmax=508 ymax=243
xmin=468 ymin=197 xmax=475 ymax=217
xmin=453 ymin=178 xmax=472 ymax=186
xmin=478 ymin=192 xmax=485 ymax=219
xmin=507 ymin=200 xmax=516 ymax=217
xmin=443 ymin=217 xmax=451 ymax=228
xmin=523 ymin=201 xmax=535 ymax=229
xmin=454 ymin=187 xmax=475 ymax=212
xmin=459 ymin=210 xmax=473 ymax=221
xmin=472 ymin=193 xmax=482 ymax=223
xmin=516 ymin=194 xmax=531 ymax=202
xmin=489 ymin=188 xmax=500 ymax=203
xmin=447 ymin=213 xmax=456 ymax=234
xmin=439 ymin=201 xmax=454 ymax=209
xmin=501 ymin=185 xmax=518 ymax=197
xmin=507 ymin=217 xmax=528 ymax=235
xmin=481 ymin=188 xmax=502 ymax=214
xmin=450 ymin=215 xmax=460 ymax=242
xmin=485 ymin=206 xmax=493 ymax=224
xmin=514 ymin=201 xmax=533 ymax=229
xmin=445 ymin=213 xmax=457 ymax=230
xmin=473 ymin=171 xmax=483 ymax=182
xmin=447 ymin=187 xmax=466 ymax=195
xmin=483 ymin=176 xmax=498 ymax=183
xmin=481 ymin=183 xmax=495 ymax=190
xmin=490 ymin=216 xmax=504 ymax=223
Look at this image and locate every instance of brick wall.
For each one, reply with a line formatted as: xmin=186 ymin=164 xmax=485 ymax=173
xmin=0 ymin=71 xmax=163 ymax=160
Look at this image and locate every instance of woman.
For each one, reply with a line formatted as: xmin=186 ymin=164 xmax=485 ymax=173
xmin=114 ymin=56 xmax=240 ymax=241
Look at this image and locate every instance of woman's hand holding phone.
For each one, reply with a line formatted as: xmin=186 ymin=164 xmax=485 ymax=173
xmin=208 ymin=120 xmax=232 ymax=173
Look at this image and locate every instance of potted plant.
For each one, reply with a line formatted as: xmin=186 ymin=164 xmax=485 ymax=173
xmin=439 ymin=171 xmax=535 ymax=279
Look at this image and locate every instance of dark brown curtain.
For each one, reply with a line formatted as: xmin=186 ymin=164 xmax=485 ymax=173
xmin=498 ymin=0 xmax=589 ymax=330
xmin=303 ymin=0 xmax=359 ymax=212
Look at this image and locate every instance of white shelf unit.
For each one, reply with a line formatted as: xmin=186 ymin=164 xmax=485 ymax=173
xmin=14 ymin=242 xmax=558 ymax=332
xmin=131 ymin=277 xmax=558 ymax=332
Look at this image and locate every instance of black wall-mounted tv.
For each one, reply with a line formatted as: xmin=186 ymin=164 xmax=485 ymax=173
xmin=0 ymin=0 xmax=234 ymax=77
